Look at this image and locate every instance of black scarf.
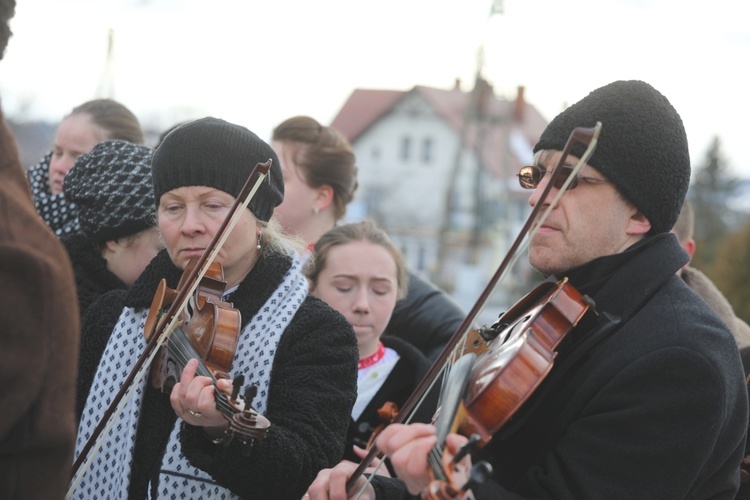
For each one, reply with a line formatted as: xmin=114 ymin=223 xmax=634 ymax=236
xmin=27 ymin=152 xmax=80 ymax=236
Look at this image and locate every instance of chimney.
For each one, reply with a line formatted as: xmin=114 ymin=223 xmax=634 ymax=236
xmin=514 ymin=85 xmax=525 ymax=122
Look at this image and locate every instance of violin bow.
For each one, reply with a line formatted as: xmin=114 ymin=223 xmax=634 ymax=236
xmin=68 ymin=160 xmax=273 ymax=496
xmin=346 ymin=122 xmax=602 ymax=496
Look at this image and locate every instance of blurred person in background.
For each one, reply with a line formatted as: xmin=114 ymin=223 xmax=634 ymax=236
xmin=61 ymin=139 xmax=163 ymax=318
xmin=672 ymin=198 xmax=750 ymax=375
xmin=1 ymin=0 xmax=80 ymax=497
xmin=271 ymin=115 xmax=466 ymax=362
xmin=27 ymin=98 xmax=144 ymax=236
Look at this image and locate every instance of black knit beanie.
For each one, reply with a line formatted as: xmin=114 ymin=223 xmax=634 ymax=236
xmin=534 ymin=80 xmax=690 ymax=234
xmin=152 ymin=117 xmax=283 ymax=222
xmin=64 ymin=140 xmax=155 ymax=242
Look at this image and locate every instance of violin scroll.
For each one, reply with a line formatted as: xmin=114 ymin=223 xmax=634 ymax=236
xmin=212 ymin=379 xmax=271 ymax=456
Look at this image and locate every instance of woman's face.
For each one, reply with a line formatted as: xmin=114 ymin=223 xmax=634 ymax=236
xmin=158 ymin=186 xmax=260 ymax=288
xmin=50 ymin=113 xmax=106 ymax=195
xmin=311 ymin=240 xmax=399 ymax=358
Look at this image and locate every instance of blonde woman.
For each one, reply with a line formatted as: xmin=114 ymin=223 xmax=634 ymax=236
xmin=305 ymin=220 xmax=438 ymax=465
xmin=73 ymin=118 xmax=357 ymax=499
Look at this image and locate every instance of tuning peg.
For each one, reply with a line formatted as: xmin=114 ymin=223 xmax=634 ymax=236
xmin=231 ymin=374 xmax=245 ymax=401
xmin=452 ymin=434 xmax=481 ymax=465
xmin=243 ymin=384 xmax=258 ymax=408
xmin=461 ymin=461 xmax=493 ymax=493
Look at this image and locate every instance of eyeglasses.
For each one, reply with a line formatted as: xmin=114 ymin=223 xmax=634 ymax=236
xmin=517 ymin=165 xmax=610 ymax=190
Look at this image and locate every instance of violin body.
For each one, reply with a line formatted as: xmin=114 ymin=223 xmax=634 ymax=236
xmin=422 ymin=279 xmax=590 ymax=499
xmin=457 ymin=279 xmax=589 ymax=446
xmin=145 ymin=259 xmax=241 ymax=391
xmin=143 ymin=258 xmax=271 ymax=450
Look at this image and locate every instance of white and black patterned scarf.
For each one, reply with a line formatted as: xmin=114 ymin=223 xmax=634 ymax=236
xmin=27 ymin=152 xmax=80 ymax=236
xmin=70 ymin=254 xmax=309 ymax=499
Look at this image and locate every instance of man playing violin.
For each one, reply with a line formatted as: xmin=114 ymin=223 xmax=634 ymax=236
xmin=307 ymin=80 xmax=748 ymax=499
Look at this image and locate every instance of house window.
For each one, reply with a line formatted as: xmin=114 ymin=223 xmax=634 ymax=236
xmin=422 ymin=137 xmax=433 ymax=163
xmin=400 ymin=136 xmax=411 ymax=161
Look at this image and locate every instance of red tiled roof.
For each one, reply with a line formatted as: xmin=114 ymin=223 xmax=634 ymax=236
xmin=330 ymin=83 xmax=548 ymax=180
xmin=330 ymin=88 xmax=403 ymax=141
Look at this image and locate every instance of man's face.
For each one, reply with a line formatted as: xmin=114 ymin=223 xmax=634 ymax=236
xmin=526 ymin=151 xmax=647 ymax=276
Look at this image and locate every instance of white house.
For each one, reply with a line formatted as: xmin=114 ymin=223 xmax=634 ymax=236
xmin=330 ymin=80 xmax=548 ymax=320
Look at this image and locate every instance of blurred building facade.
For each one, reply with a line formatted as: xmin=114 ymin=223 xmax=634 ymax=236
xmin=331 ymin=80 xmax=548 ymax=319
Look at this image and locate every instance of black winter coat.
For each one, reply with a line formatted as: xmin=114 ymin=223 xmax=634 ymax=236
xmin=373 ymin=234 xmax=748 ymax=499
xmin=61 ymin=232 xmax=128 ymax=317
xmin=76 ymin=249 xmax=358 ymax=499
xmin=385 ymin=271 xmax=465 ymax=362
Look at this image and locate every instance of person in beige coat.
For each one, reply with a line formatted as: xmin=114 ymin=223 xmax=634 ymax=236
xmin=672 ymin=199 xmax=750 ymax=375
xmin=1 ymin=1 xmax=80 ymax=497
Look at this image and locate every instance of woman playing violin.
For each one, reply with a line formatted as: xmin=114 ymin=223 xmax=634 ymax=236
xmin=307 ymin=81 xmax=748 ymax=499
xmin=304 ymin=220 xmax=439 ymax=467
xmin=73 ymin=117 xmax=358 ymax=499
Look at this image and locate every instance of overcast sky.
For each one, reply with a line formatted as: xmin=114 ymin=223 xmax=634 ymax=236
xmin=2 ymin=0 xmax=749 ymax=178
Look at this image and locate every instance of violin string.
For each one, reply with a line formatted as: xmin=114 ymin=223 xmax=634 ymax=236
xmin=165 ymin=327 xmax=236 ymax=416
xmin=428 ymin=444 xmax=447 ymax=481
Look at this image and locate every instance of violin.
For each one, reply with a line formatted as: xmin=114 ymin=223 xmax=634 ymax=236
xmin=70 ymin=159 xmax=274 ymax=490
xmin=344 ymin=123 xmax=604 ymax=498
xmin=145 ymin=258 xmax=270 ymax=451
xmin=423 ymin=279 xmax=590 ymax=499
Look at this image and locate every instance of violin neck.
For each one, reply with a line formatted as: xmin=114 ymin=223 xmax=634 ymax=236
xmin=428 ymin=445 xmax=447 ymax=481
xmin=157 ymin=326 xmax=239 ymax=419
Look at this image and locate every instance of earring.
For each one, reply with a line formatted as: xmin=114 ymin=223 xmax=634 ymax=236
xmin=313 ymin=207 xmax=319 ymax=216
xmin=256 ymin=233 xmax=262 ymax=251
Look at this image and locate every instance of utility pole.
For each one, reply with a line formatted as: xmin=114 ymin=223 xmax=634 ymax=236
xmin=434 ymin=1 xmax=503 ymax=289
xmin=96 ymin=29 xmax=116 ymax=99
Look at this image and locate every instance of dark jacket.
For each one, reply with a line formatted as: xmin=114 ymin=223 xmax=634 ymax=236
xmin=374 ymin=234 xmax=748 ymax=499
xmin=345 ymin=336 xmax=439 ymax=463
xmin=384 ymin=271 xmax=465 ymax=362
xmin=0 ymin=111 xmax=80 ymax=499
xmin=76 ymin=249 xmax=358 ymax=499
xmin=61 ymin=232 xmax=128 ymax=317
